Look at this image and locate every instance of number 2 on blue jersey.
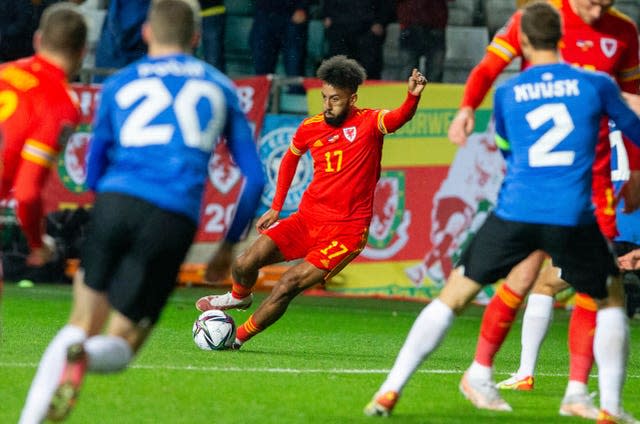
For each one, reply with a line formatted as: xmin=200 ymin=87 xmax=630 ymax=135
xmin=526 ymin=103 xmax=575 ymax=167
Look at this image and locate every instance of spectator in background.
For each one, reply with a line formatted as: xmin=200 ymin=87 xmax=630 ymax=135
xmin=198 ymin=0 xmax=225 ymax=71
xmin=396 ymin=0 xmax=449 ymax=82
xmin=250 ymin=0 xmax=309 ymax=77
xmin=94 ymin=0 xmax=150 ymax=80
xmin=0 ymin=0 xmax=35 ymax=62
xmin=322 ymin=0 xmax=393 ymax=80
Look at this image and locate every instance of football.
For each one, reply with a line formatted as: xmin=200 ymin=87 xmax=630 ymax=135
xmin=192 ymin=310 xmax=236 ymax=350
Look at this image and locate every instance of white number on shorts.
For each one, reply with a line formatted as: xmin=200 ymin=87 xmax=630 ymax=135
xmin=609 ymin=124 xmax=630 ymax=182
xmin=526 ymin=103 xmax=575 ymax=167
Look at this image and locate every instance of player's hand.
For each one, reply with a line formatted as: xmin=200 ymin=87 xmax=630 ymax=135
xmin=204 ymin=241 xmax=234 ymax=283
xmin=448 ymin=106 xmax=475 ymax=146
xmin=622 ymin=92 xmax=640 ymax=117
xmin=408 ymin=68 xmax=427 ymax=96
xmin=618 ymin=249 xmax=640 ymax=270
xmin=256 ymin=208 xmax=280 ymax=232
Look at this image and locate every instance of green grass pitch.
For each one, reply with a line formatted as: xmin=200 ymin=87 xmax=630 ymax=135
xmin=1 ymin=282 xmax=638 ymax=423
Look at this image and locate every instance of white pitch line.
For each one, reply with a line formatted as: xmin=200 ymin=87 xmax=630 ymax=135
xmin=1 ymin=362 xmax=639 ymax=378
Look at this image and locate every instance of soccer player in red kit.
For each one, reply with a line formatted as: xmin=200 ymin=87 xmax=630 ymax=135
xmin=196 ymin=55 xmax=427 ymax=348
xmin=446 ymin=0 xmax=640 ymax=418
xmin=0 ymin=2 xmax=87 ymax=274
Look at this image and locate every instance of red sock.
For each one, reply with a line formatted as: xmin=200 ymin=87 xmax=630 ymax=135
xmin=231 ymin=282 xmax=252 ymax=300
xmin=568 ymin=293 xmax=597 ymax=383
xmin=474 ymin=284 xmax=524 ymax=366
xmin=236 ymin=314 xmax=262 ymax=343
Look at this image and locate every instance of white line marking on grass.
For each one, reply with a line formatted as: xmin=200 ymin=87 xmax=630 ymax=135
xmin=1 ymin=362 xmax=639 ymax=378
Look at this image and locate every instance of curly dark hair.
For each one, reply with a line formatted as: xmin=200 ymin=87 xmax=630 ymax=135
xmin=316 ymin=55 xmax=367 ymax=93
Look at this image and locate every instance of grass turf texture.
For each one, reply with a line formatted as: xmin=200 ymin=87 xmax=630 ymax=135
xmin=1 ymin=282 xmax=638 ymax=424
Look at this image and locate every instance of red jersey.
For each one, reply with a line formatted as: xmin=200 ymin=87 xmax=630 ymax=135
xmin=0 ymin=55 xmax=80 ymax=249
xmin=272 ymin=93 xmax=420 ymax=225
xmin=483 ymin=0 xmax=639 ymax=91
xmin=461 ymin=0 xmax=640 ymax=238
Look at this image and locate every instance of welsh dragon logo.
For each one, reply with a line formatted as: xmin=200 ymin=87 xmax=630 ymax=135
xmin=57 ymin=124 xmax=91 ymax=193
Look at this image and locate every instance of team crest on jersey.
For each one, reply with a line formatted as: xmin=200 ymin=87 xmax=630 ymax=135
xmin=259 ymin=126 xmax=313 ymax=213
xmin=57 ymin=124 xmax=90 ymax=193
xmin=343 ymin=127 xmax=356 ymax=142
xmin=208 ymin=143 xmax=242 ymax=194
xmin=600 ymin=38 xmax=617 ymax=58
xmin=362 ymin=171 xmax=411 ymax=259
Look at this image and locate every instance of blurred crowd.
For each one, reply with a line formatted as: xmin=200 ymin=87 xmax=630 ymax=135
xmin=0 ymin=0 xmax=460 ymax=83
xmin=5 ymin=1 xmax=637 ymax=83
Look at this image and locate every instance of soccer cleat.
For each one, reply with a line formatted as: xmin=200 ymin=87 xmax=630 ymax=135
xmin=496 ymin=374 xmax=535 ymax=391
xmin=559 ymin=392 xmax=599 ymax=419
xmin=47 ymin=343 xmax=88 ymax=422
xmin=363 ymin=391 xmax=399 ymax=417
xmin=231 ymin=338 xmax=244 ymax=350
xmin=459 ymin=372 xmax=512 ymax=412
xmin=597 ymin=409 xmax=640 ymax=424
xmin=195 ymin=292 xmax=253 ymax=312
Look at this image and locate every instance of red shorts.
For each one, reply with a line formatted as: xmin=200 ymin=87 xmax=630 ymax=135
xmin=263 ymin=212 xmax=369 ymax=279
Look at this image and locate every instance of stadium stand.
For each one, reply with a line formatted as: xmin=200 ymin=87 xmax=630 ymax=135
xmin=483 ymin=0 xmax=517 ymax=37
xmin=615 ymin=0 xmax=640 ymax=26
xmin=443 ymin=25 xmax=490 ymax=83
xmin=305 ymin=19 xmax=326 ymax=77
xmin=224 ymin=0 xmax=253 ymax=16
xmin=448 ymin=0 xmax=477 ymax=26
xmin=381 ymin=22 xmax=404 ymax=81
xmin=224 ymin=15 xmax=254 ymax=77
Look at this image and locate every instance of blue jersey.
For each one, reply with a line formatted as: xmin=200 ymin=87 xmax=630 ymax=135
xmin=493 ymin=63 xmax=640 ymax=226
xmin=87 ymin=53 xmax=265 ymax=241
xmin=610 ymin=122 xmax=640 ymax=244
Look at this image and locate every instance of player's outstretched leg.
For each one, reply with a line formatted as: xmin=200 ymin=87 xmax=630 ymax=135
xmin=47 ymin=343 xmax=88 ymax=421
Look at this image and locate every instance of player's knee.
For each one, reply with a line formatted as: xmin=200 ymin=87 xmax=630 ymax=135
xmin=232 ymin=254 xmax=256 ymax=280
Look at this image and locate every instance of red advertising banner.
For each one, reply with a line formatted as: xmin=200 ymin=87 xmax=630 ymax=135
xmin=41 ymin=76 xmax=271 ymax=243
xmin=194 ymin=76 xmax=271 ymax=241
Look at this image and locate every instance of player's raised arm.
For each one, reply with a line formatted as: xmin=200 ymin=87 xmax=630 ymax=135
xmin=380 ymin=69 xmax=426 ymax=134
